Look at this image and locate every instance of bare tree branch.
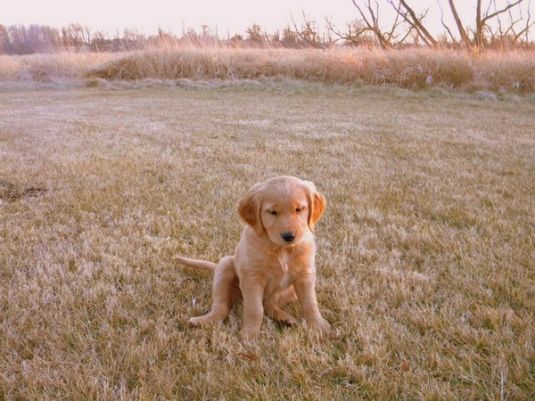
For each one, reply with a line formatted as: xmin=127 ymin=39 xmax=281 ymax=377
xmin=397 ymin=0 xmax=438 ymax=46
xmin=291 ymin=11 xmax=336 ymax=49
xmin=437 ymin=0 xmax=457 ymax=43
xmin=476 ymin=0 xmax=529 ymax=47
xmin=351 ymin=0 xmax=393 ymax=48
xmin=483 ymin=0 xmax=524 ymax=22
xmin=387 ymin=1 xmax=428 ymax=45
xmin=505 ymin=7 xmax=523 ymax=36
xmin=325 ymin=17 xmax=371 ymax=46
xmin=513 ymin=0 xmax=535 ymax=41
xmin=447 ymin=0 xmax=471 ymax=47
xmin=476 ymin=0 xmax=483 ymax=47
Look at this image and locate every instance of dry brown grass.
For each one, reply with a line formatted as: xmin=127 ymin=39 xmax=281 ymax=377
xmin=1 ymin=47 xmax=535 ymax=93
xmin=0 ymin=52 xmax=120 ymax=82
xmin=1 ymin=83 xmax=534 ymax=400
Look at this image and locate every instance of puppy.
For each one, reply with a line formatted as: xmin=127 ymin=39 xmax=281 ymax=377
xmin=176 ymin=176 xmax=330 ymax=339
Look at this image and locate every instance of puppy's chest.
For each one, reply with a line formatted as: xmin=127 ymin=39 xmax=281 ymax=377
xmin=276 ymin=252 xmax=292 ymax=288
xmin=269 ymin=251 xmax=304 ymax=289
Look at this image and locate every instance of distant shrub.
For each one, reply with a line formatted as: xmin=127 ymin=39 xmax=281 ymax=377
xmin=86 ymin=47 xmax=535 ymax=93
xmin=2 ymin=47 xmax=535 ymax=93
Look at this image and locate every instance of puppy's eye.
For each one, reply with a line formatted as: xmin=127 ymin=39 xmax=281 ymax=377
xmin=267 ymin=210 xmax=278 ymax=215
xmin=296 ymin=206 xmax=305 ymax=212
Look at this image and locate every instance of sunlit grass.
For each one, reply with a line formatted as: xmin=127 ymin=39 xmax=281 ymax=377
xmin=0 ymin=83 xmax=534 ymax=400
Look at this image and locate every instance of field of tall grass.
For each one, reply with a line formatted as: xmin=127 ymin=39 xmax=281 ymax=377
xmin=1 ymin=47 xmax=535 ymax=92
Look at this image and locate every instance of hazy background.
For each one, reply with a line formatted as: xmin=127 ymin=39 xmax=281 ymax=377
xmin=3 ymin=0 xmax=482 ymax=37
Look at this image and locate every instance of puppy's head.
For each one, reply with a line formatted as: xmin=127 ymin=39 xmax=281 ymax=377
xmin=238 ymin=176 xmax=326 ymax=246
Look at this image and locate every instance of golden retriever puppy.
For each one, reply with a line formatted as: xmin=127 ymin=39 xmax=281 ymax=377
xmin=176 ymin=176 xmax=330 ymax=339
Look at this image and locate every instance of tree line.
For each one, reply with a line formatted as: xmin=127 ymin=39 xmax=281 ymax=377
xmin=1 ymin=1 xmax=533 ymax=54
xmin=0 ymin=23 xmax=316 ymax=55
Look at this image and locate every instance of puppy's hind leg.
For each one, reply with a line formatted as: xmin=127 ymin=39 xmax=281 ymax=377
xmin=264 ymin=288 xmax=298 ymax=326
xmin=276 ymin=286 xmax=299 ymax=305
xmin=189 ymin=256 xmax=237 ymax=326
xmin=264 ymin=301 xmax=298 ymax=326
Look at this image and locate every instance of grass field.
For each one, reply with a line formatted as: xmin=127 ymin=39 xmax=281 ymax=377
xmin=1 ymin=82 xmax=534 ymax=400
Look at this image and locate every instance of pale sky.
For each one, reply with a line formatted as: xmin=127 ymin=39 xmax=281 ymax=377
xmin=1 ymin=0 xmax=528 ymax=37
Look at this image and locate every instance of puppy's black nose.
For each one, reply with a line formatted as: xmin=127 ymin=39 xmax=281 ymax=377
xmin=281 ymin=232 xmax=296 ymax=243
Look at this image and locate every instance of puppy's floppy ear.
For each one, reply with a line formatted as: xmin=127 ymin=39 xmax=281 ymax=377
xmin=238 ymin=186 xmax=264 ymax=236
xmin=303 ymin=181 xmax=327 ymax=231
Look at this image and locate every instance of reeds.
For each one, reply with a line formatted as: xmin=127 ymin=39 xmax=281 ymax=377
xmin=2 ymin=47 xmax=535 ymax=92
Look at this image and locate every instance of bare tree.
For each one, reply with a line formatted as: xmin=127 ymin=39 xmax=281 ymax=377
xmin=90 ymin=31 xmax=107 ymax=51
xmin=353 ymin=0 xmax=535 ymax=49
xmin=281 ymin=25 xmax=301 ymax=48
xmin=347 ymin=0 xmax=445 ymax=48
xmin=245 ymin=24 xmax=266 ymax=45
xmin=291 ymin=12 xmax=337 ymax=49
xmin=349 ymin=0 xmax=399 ymax=48
xmin=0 ymin=25 xmax=8 ymax=54
xmin=61 ymin=24 xmax=91 ymax=49
xmin=326 ymin=17 xmax=373 ymax=47
xmin=434 ymin=0 xmax=532 ymax=48
xmin=473 ymin=0 xmax=525 ymax=47
xmin=26 ymin=25 xmax=61 ymax=53
xmin=491 ymin=0 xmax=534 ymax=45
xmin=391 ymin=1 xmax=439 ymax=46
xmin=8 ymin=25 xmax=30 ymax=54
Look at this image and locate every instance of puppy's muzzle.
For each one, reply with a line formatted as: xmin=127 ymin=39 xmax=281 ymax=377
xmin=281 ymin=231 xmax=296 ymax=243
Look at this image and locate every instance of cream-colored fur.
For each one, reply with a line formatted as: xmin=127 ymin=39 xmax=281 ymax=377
xmin=176 ymin=176 xmax=330 ymax=339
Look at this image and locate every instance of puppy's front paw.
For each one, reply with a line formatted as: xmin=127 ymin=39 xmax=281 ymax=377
xmin=281 ymin=315 xmax=298 ymax=326
xmin=269 ymin=309 xmax=297 ymax=326
xmin=310 ymin=317 xmax=331 ymax=334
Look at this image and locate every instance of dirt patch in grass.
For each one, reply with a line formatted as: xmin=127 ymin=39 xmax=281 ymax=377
xmin=0 ymin=179 xmax=45 ymax=202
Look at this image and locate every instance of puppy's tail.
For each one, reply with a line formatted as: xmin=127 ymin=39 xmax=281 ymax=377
xmin=175 ymin=255 xmax=217 ymax=271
